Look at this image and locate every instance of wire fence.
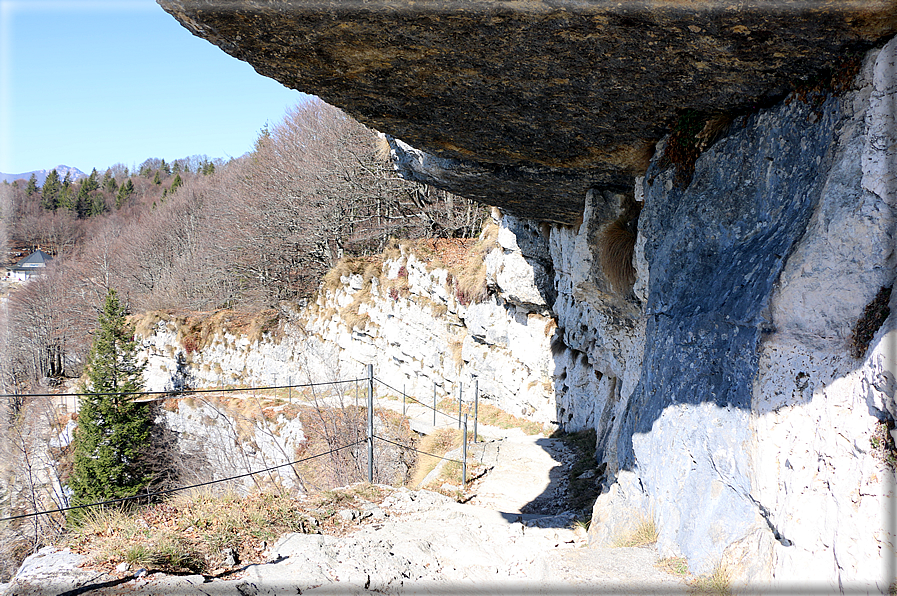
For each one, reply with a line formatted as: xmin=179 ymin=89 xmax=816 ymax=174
xmin=0 ymin=367 xmax=479 ymax=524
xmin=0 ymin=440 xmax=366 ymax=523
xmin=0 ymin=377 xmax=368 ymax=401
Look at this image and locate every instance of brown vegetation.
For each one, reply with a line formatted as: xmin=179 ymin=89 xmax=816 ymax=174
xmin=850 ymin=285 xmax=891 ymax=359
xmin=599 ymin=218 xmax=638 ymax=294
xmin=2 ymin=98 xmax=484 ymax=386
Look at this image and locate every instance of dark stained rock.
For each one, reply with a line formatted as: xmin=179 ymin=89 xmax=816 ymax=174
xmin=157 ymin=0 xmax=897 ymax=222
xmin=619 ymin=89 xmax=846 ymax=571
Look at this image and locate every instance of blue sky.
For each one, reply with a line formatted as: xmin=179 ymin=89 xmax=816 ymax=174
xmin=0 ymin=0 xmax=307 ymax=175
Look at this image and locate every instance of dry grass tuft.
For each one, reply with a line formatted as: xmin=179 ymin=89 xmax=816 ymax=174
xmin=322 ymin=258 xmax=371 ymax=295
xmin=409 ymin=428 xmax=463 ymax=489
xmin=342 ymin=302 xmax=372 ymax=332
xmin=374 ymin=133 xmax=392 ymax=162
xmin=430 ymin=300 xmax=449 ymax=317
xmin=132 ymin=310 xmax=169 ymax=339
xmin=696 ymin=113 xmax=733 ymax=151
xmin=437 ymin=398 xmax=550 ymax=436
xmin=688 ymin=563 xmax=731 ymax=595
xmin=612 ymin=515 xmax=658 ymax=548
xmin=65 ymin=491 xmax=314 ymax=574
xmin=599 ymin=218 xmax=638 ymax=294
xmin=137 ymin=309 xmax=283 ymax=355
xmin=656 ymin=556 xmax=690 ymax=577
xmin=448 ymin=335 xmax=465 ymax=369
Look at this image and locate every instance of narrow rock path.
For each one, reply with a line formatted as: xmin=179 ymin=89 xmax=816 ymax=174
xmin=2 ymin=397 xmax=690 ymax=595
xmin=467 ymin=434 xmax=575 ymax=516
xmin=373 ymin=393 xmax=579 ymax=515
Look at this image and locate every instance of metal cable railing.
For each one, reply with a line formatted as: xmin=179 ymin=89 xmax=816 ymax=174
xmin=3 ymin=367 xmax=480 ymax=522
xmin=0 ymin=439 xmax=366 ymax=523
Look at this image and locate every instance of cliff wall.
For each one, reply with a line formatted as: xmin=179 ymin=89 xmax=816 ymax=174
xmin=158 ymin=0 xmax=897 ymax=222
xmin=139 ymin=38 xmax=896 ymax=590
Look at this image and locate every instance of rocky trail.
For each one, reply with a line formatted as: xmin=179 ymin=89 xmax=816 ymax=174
xmin=2 ymin=397 xmax=689 ymax=595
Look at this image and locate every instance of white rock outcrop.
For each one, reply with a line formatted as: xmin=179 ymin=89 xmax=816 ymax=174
xmin=134 ymin=37 xmax=897 ymax=590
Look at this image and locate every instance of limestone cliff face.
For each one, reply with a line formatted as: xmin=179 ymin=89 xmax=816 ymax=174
xmin=157 ymin=0 xmax=897 ymax=223
xmin=591 ymin=37 xmax=897 ymax=590
xmin=137 ymin=27 xmax=896 ymax=590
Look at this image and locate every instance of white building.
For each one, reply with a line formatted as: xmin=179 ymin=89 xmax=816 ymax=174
xmin=6 ymin=249 xmax=52 ymax=282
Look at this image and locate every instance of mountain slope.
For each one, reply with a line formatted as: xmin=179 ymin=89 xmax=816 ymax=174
xmin=0 ymin=165 xmax=86 ymax=186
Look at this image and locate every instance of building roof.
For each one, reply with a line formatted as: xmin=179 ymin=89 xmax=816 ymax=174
xmin=11 ymin=249 xmax=52 ymax=272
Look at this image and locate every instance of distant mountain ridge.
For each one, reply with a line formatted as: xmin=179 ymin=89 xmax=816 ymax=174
xmin=1 ymin=165 xmax=86 ymax=186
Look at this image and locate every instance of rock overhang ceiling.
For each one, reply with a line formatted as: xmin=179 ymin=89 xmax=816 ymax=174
xmin=157 ymin=0 xmax=897 ymax=223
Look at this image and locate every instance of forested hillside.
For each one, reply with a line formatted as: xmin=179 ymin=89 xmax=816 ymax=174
xmin=0 ymin=98 xmax=485 ymax=388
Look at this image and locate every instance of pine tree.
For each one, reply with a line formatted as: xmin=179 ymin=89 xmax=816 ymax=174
xmin=170 ymin=172 xmax=183 ymax=193
xmin=116 ymin=178 xmax=134 ymax=208
xmin=76 ymin=181 xmax=91 ymax=218
xmin=57 ymin=185 xmax=75 ymax=212
xmin=70 ymin=289 xmax=151 ymax=507
xmin=41 ymin=169 xmax=60 ymax=210
xmin=83 ymin=168 xmax=99 ymax=193
xmin=25 ymin=173 xmax=39 ymax=196
xmin=103 ymin=169 xmax=118 ymax=193
xmin=89 ymin=193 xmax=106 ymax=217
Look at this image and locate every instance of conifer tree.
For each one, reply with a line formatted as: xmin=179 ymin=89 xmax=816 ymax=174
xmin=41 ymin=170 xmax=60 ymax=210
xmin=76 ymin=181 xmax=91 ymax=218
xmin=70 ymin=289 xmax=151 ymax=507
xmin=89 ymin=193 xmax=106 ymax=217
xmin=102 ymin=169 xmax=117 ymax=193
xmin=83 ymin=168 xmax=99 ymax=193
xmin=25 ymin=173 xmax=39 ymax=196
xmin=115 ymin=178 xmax=134 ymax=208
xmin=170 ymin=172 xmax=183 ymax=193
xmin=57 ymin=185 xmax=75 ymax=212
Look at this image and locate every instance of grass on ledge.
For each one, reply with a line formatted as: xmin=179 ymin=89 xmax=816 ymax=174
xmin=64 ymin=491 xmax=317 ymax=575
xmin=611 ymin=515 xmax=658 ymax=548
xmin=436 ymin=398 xmax=551 ymax=436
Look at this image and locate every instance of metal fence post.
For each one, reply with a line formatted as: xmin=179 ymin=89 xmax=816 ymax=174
xmin=473 ymin=379 xmax=479 ymax=443
xmin=458 ymin=382 xmax=462 ymax=428
xmin=462 ymin=414 xmax=468 ymax=485
xmin=367 ymin=364 xmax=374 ymax=484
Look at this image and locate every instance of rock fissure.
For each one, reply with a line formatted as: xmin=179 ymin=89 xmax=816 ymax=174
xmin=750 ymin=496 xmax=793 ymax=548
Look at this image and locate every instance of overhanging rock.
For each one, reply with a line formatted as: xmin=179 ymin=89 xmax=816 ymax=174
xmin=157 ymin=0 xmax=897 ymax=223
